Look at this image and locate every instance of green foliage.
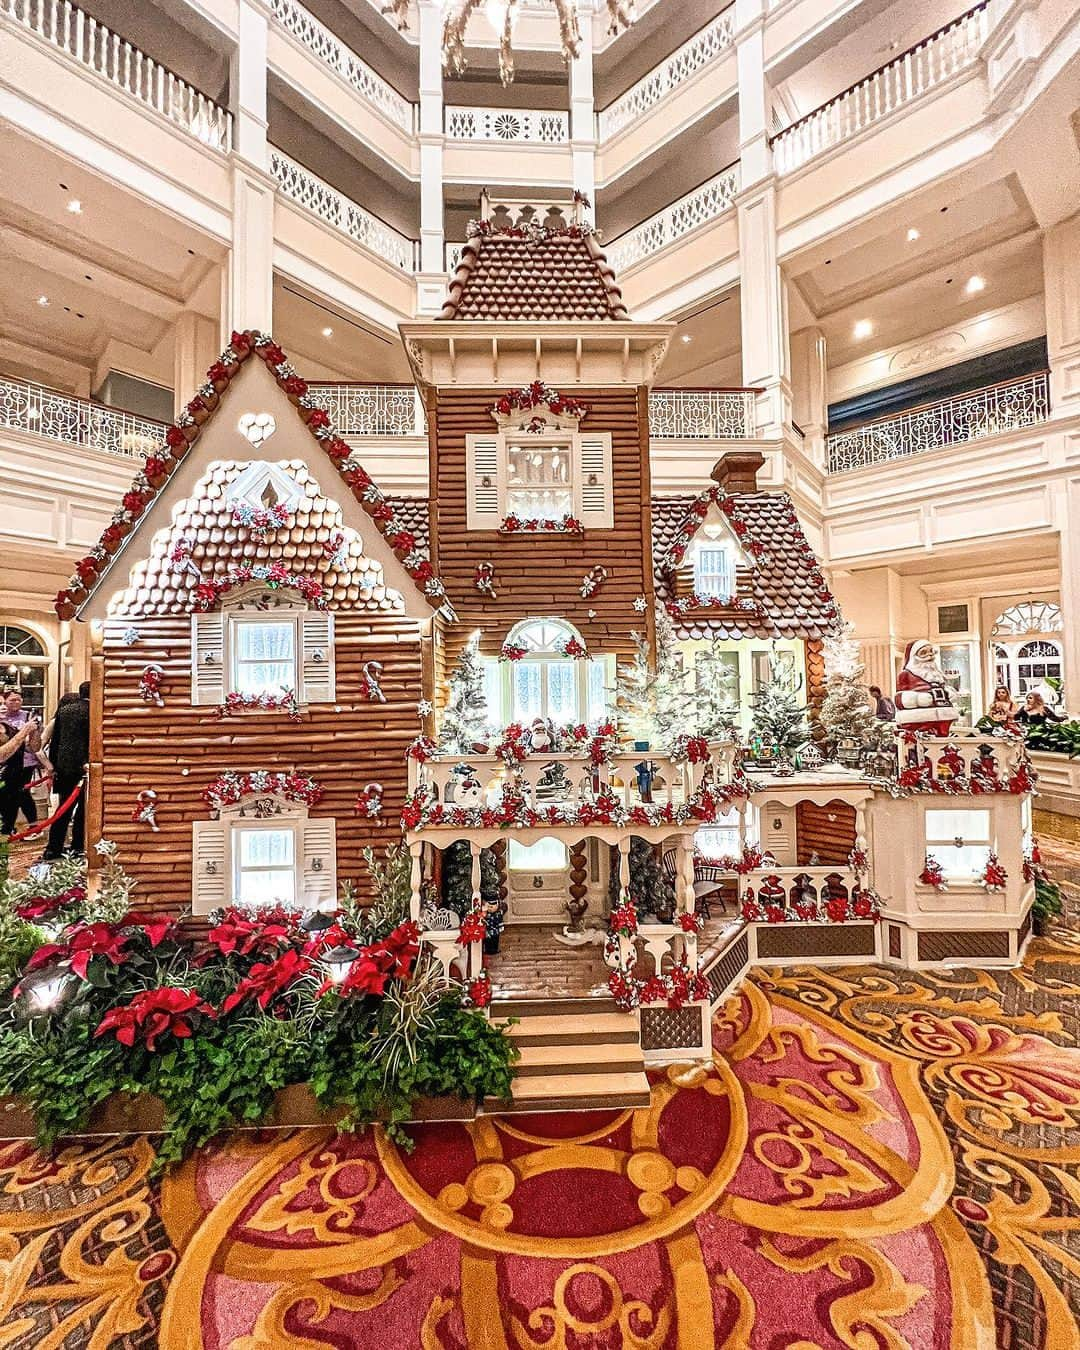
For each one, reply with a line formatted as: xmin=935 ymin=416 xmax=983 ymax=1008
xmin=607 ymin=838 xmax=673 ymax=921
xmin=441 ymin=840 xmax=500 ymax=918
xmin=357 ymin=843 xmax=414 ymax=937
xmin=615 ymin=609 xmax=697 ymax=749
xmin=1020 ymin=719 xmax=1080 ymax=758
xmin=1033 ymin=872 xmax=1063 ymax=924
xmin=0 ymin=917 xmax=45 ymax=995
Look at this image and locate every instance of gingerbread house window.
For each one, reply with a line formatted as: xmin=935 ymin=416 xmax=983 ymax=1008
xmin=465 ymin=429 xmax=613 ymax=529
xmin=192 ymin=803 xmax=336 ymax=914
xmin=190 ymin=593 xmax=335 ymax=707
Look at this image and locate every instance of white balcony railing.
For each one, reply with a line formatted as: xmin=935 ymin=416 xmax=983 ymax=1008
xmin=0 ymin=375 xmax=166 ymax=458
xmin=771 ymin=3 xmax=991 ymax=175
xmin=605 ymin=162 xmax=739 ymax=274
xmin=267 ymin=0 xmax=414 ymax=133
xmin=307 ymin=383 xmax=424 ymax=435
xmin=826 ymin=373 xmax=1051 ymax=474
xmin=0 ymin=0 xmax=232 ymax=150
xmin=649 ymin=389 xmax=756 ymax=439
xmin=597 ymin=6 xmax=736 ymax=141
xmin=444 ymin=105 xmax=569 ymax=144
xmin=270 ymin=149 xmax=417 ymax=272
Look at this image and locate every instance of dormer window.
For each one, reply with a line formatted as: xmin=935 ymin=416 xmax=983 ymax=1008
xmin=695 ymin=543 xmax=736 ymax=599
xmin=466 ymin=427 xmax=613 ymax=530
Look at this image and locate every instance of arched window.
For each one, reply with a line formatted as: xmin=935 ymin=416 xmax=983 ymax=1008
xmin=0 ymin=625 xmax=49 ymax=717
xmin=487 ymin=618 xmax=609 ymax=728
xmin=989 ymin=602 xmax=1064 ymax=702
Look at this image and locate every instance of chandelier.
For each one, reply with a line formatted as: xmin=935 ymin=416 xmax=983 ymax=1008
xmin=383 ymin=0 xmax=635 ymax=86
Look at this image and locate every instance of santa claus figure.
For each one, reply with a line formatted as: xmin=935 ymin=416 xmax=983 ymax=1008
xmin=894 ymin=640 xmax=961 ymax=736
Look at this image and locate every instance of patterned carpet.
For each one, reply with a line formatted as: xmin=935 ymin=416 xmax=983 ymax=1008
xmin=1 ymin=860 xmax=1077 ymax=1347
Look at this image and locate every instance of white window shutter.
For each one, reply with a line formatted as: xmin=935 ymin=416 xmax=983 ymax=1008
xmin=300 ymin=612 xmax=335 ymax=704
xmin=577 ymin=433 xmax=613 ymax=528
xmin=301 ymin=817 xmax=338 ymax=909
xmin=191 ymin=613 xmax=225 ymax=705
xmin=466 ymin=434 xmax=502 ymax=529
xmin=191 ymin=819 xmax=228 ymax=914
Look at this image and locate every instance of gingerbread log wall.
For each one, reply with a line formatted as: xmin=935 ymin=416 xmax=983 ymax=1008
xmin=430 ymin=385 xmax=656 ymax=673
xmin=97 ymin=612 xmax=423 ymax=915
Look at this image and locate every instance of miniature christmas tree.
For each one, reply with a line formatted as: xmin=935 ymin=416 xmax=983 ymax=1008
xmin=607 ymin=838 xmax=674 ymax=921
xmin=819 ymin=622 xmax=877 ymax=751
xmin=615 ymin=607 xmax=697 ymax=749
xmin=694 ymin=639 xmax=740 ymax=739
xmin=439 ymin=633 xmax=490 ymax=753
xmin=442 ymin=841 xmax=501 ymax=916
xmin=749 ymin=650 xmax=809 ymax=755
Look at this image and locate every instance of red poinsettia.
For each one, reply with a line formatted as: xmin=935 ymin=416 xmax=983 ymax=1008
xmin=15 ymin=884 xmax=86 ymax=922
xmin=222 ymin=948 xmax=311 ymax=1014
xmin=918 ymin=856 xmax=948 ymax=891
xmin=204 ymin=908 xmax=295 ymax=960
xmin=678 ymin=911 xmax=704 ymax=933
xmin=825 ymin=896 xmax=850 ymax=923
xmin=26 ymin=921 xmax=132 ymax=979
xmin=980 ymin=853 xmax=1008 ymax=892
xmin=457 ymin=908 xmax=486 ymax=945
xmin=119 ymin=912 xmax=178 ymax=947
xmin=609 ymin=902 xmax=638 ymax=937
xmin=467 ymin=972 xmax=492 ymax=1009
xmin=741 ymin=900 xmax=762 ymax=922
xmin=851 ymin=892 xmax=877 ymax=919
xmin=95 ymin=988 xmax=214 ymax=1051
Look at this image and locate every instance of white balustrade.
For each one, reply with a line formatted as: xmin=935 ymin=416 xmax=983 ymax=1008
xmin=267 ymin=0 xmax=414 ymax=133
xmin=638 ymin=924 xmax=695 ymax=977
xmin=771 ymin=3 xmax=991 ymax=175
xmin=903 ymin=730 xmax=1026 ymax=786
xmin=0 ymin=374 xmax=166 ymax=458
xmin=0 ymin=0 xmax=232 ymax=150
xmin=270 ymin=150 xmax=417 ymax=272
xmin=597 ymin=6 xmax=736 ymax=140
xmin=407 ymin=743 xmax=738 ymax=826
xmin=741 ymin=866 xmax=860 ymax=917
xmin=307 ymin=383 xmax=424 ymax=435
xmin=649 ymin=389 xmax=756 ymax=439
xmin=826 ymin=373 xmax=1051 ymax=474
xmin=605 ymin=163 xmax=739 ymax=274
xmin=444 ymin=106 xmax=570 ymax=144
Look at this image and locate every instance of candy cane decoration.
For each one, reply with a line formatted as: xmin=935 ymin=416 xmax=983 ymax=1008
xmin=474 ymin=562 xmax=497 ymax=598
xmin=138 ymin=663 xmax=165 ymax=707
xmin=359 ymin=661 xmax=387 ymax=704
xmin=322 ymin=530 xmax=349 ymax=569
xmin=354 ymin=782 xmax=384 ymax=819
xmin=580 ymin=565 xmax=608 ymax=598
xmin=169 ymin=535 xmax=202 ymax=581
xmin=131 ymin=789 xmax=159 ymax=832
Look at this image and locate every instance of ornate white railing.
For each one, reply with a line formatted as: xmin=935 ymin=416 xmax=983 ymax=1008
xmin=649 ymin=389 xmax=756 ymax=439
xmin=826 ymin=373 xmax=1051 ymax=474
xmin=597 ymin=6 xmax=736 ymax=140
xmin=270 ymin=149 xmax=417 ymax=272
xmin=444 ymin=105 xmax=569 ymax=143
xmin=307 ymin=383 xmax=424 ymax=435
xmin=605 ymin=163 xmax=739 ymax=274
xmin=446 ymin=242 xmax=465 ymax=273
xmin=0 ymin=0 xmax=232 ymax=150
xmin=0 ymin=374 xmax=166 ymax=458
xmin=771 ymin=3 xmax=991 ymax=175
xmin=740 ymin=866 xmax=859 ymax=909
xmin=267 ymin=0 xmax=414 ymax=133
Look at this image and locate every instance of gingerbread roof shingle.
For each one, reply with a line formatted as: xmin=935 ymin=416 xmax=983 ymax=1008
xmin=56 ymin=332 xmax=446 ymax=621
xmin=440 ymin=232 xmax=630 ymax=322
xmin=109 ymin=460 xmax=406 ymax=617
xmin=651 ymin=493 xmax=842 ymax=642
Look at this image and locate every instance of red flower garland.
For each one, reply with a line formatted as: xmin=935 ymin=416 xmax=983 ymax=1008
xmin=201 ymin=770 xmax=324 ymax=812
xmin=490 ymin=380 xmax=587 ymax=424
xmin=919 ymin=856 xmax=948 ymax=891
xmin=980 ymin=853 xmax=1008 ymax=892
xmin=211 ymin=691 xmax=302 ymax=723
xmin=499 ymin=514 xmax=584 ymax=535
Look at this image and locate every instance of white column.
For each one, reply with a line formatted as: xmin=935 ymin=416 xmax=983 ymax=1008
xmin=416 ymin=0 xmax=446 ymax=315
xmin=734 ymin=0 xmax=789 ymax=438
xmin=173 ymin=313 xmax=220 ymax=413
xmin=790 ymin=326 xmax=828 ymax=466
xmin=227 ymin=0 xmax=275 ymax=333
xmin=1043 ymin=212 xmax=1080 ymax=416
xmin=1056 ymin=477 xmax=1080 ymax=707
xmin=569 ymin=0 xmax=596 ymax=208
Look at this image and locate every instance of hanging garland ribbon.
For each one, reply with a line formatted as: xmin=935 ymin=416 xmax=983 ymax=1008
xmin=6 ymin=781 xmax=83 ymax=842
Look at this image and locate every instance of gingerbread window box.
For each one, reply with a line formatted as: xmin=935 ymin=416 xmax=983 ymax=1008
xmin=498 ymin=514 xmax=585 ymax=535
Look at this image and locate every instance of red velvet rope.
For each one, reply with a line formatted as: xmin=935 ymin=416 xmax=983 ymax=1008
xmin=6 ymin=782 xmax=82 ymax=842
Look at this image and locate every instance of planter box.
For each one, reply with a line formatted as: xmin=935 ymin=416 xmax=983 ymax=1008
xmin=1030 ymin=751 xmax=1080 ymax=831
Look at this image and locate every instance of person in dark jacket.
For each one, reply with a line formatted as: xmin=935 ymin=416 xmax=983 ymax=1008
xmin=1015 ymin=691 xmax=1066 ymax=730
xmin=41 ymin=682 xmax=91 ymax=859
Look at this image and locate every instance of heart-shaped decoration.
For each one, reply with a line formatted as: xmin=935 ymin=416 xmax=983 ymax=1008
xmin=238 ymin=412 xmax=276 ymax=448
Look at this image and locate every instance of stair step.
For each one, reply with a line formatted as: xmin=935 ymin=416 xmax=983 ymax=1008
xmin=485 ymin=1070 xmax=652 ymax=1115
xmin=514 ymin=1042 xmax=645 ymax=1076
xmin=497 ymin=1012 xmax=640 ymax=1044
xmin=492 ymin=996 xmax=619 ymax=1018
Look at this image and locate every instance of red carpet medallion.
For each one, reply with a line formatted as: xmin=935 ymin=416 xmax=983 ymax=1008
xmin=1 ymin=930 xmax=1078 ymax=1348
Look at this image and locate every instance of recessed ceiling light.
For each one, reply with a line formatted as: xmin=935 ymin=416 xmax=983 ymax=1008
xmin=680 ymin=334 xmax=692 ymax=344
xmin=66 ymin=198 xmax=82 ymax=214
xmin=321 ymin=326 xmax=334 ymax=338
xmin=906 ymin=227 xmax=920 ymax=242
xmin=965 ymin=275 xmax=985 ymax=294
xmin=36 ymin=295 xmax=49 ymax=306
xmin=853 ymin=319 xmax=873 ymax=340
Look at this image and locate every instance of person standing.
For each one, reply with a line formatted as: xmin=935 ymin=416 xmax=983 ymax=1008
xmin=41 ymin=681 xmax=91 ymax=859
xmin=868 ymin=685 xmax=896 ymax=721
xmin=2 ymin=689 xmax=47 ymax=829
xmin=0 ymin=715 xmax=37 ymax=836
xmin=1015 ymin=692 xmax=1066 ymax=730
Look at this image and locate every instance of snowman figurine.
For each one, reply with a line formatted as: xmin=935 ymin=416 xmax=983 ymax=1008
xmin=455 ymin=775 xmax=483 ymax=809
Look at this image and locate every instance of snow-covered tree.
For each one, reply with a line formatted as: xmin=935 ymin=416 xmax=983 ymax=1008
xmin=615 ymin=607 xmax=696 ymax=749
xmin=694 ymin=639 xmax=741 ymax=739
xmin=819 ymin=622 xmax=877 ymax=749
xmin=750 ymin=650 xmax=809 ymax=754
xmin=439 ymin=633 xmax=490 ymax=753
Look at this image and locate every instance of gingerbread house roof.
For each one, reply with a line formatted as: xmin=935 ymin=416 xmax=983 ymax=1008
xmin=109 ymin=460 xmax=407 ymax=617
xmin=439 ymin=231 xmax=630 ymax=322
xmin=58 ymin=332 xmax=447 ymax=622
xmin=651 ymin=492 xmax=842 ymax=642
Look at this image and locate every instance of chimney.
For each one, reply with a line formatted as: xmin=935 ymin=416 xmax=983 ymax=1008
xmin=710 ymin=450 xmax=765 ymax=494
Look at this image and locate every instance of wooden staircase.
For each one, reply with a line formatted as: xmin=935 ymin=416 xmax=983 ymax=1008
xmin=486 ymin=997 xmax=652 ymax=1114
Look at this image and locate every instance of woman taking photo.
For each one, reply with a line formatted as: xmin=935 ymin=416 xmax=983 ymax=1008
xmin=0 ymin=715 xmax=38 ymax=836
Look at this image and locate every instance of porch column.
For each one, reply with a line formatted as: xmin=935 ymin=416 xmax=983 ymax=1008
xmin=409 ymin=841 xmax=424 ymax=922
xmin=173 ymin=313 xmax=220 ymax=415
xmin=617 ymin=836 xmax=631 ymax=893
xmin=790 ymin=326 xmax=828 ymax=468
xmin=1043 ymin=211 xmax=1080 ymax=416
xmin=468 ymin=840 xmax=483 ymax=976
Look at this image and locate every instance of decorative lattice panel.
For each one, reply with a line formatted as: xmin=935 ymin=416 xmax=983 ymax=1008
xmin=756 ymin=923 xmax=878 ymax=962
xmin=706 ymin=932 xmax=749 ymax=1005
xmin=917 ymin=930 xmax=1010 ymax=963
xmin=888 ymin=924 xmax=902 ymax=959
xmin=640 ymin=1005 xmax=703 ymax=1052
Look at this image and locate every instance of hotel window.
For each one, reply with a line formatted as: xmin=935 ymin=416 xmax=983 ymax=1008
xmin=924 ymin=808 xmax=991 ymax=881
